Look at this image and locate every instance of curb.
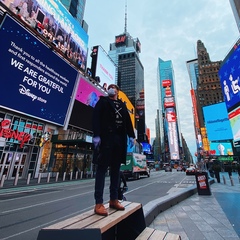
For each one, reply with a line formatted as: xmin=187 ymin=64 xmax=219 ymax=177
xmin=143 ymin=178 xmax=215 ymax=226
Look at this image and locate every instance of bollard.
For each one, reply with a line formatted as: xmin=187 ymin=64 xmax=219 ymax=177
xmin=75 ymin=171 xmax=78 ymax=180
xmin=26 ymin=173 xmax=31 ymax=185
xmin=91 ymin=171 xmax=93 ymax=178
xmin=38 ymin=173 xmax=42 ymax=184
xmin=70 ymin=171 xmax=73 ymax=180
xmin=230 ymin=176 xmax=234 ymax=186
xmin=13 ymin=173 xmax=19 ymax=186
xmin=55 ymin=172 xmax=59 ymax=182
xmin=222 ymin=175 xmax=226 ymax=184
xmin=47 ymin=172 xmax=51 ymax=183
xmin=0 ymin=175 xmax=6 ymax=188
xmin=80 ymin=171 xmax=83 ymax=179
xmin=63 ymin=172 xmax=66 ymax=181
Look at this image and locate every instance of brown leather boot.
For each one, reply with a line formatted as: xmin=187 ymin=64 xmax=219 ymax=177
xmin=109 ymin=200 xmax=125 ymax=210
xmin=94 ymin=204 xmax=108 ymax=216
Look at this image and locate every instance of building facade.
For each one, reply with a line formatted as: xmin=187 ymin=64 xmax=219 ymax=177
xmin=187 ymin=40 xmax=224 ymax=161
xmin=60 ymin=0 xmax=86 ymax=25
xmin=196 ymin=40 xmax=223 ymax=127
xmin=157 ymin=58 xmax=182 ymax=164
xmin=108 ymin=32 xmax=146 ymax=142
xmin=229 ymin=0 xmax=240 ymax=32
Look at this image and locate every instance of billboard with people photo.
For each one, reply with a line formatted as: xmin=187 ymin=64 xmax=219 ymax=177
xmin=1 ymin=0 xmax=89 ymax=70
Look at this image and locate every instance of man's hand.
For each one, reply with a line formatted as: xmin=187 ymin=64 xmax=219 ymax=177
xmin=129 ymin=137 xmax=135 ymax=148
xmin=93 ymin=136 xmax=101 ymax=148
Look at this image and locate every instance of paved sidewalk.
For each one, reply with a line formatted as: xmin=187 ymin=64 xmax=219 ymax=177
xmin=149 ymin=172 xmax=240 ymax=240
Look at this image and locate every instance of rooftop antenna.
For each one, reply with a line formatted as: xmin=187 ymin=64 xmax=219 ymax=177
xmin=124 ymin=0 xmax=127 ymax=33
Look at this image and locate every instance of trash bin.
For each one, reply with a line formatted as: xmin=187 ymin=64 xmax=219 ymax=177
xmin=195 ymin=171 xmax=211 ymax=195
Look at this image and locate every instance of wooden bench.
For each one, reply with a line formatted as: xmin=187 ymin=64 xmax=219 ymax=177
xmin=136 ymin=227 xmax=181 ymax=240
xmin=37 ymin=201 xmax=181 ymax=240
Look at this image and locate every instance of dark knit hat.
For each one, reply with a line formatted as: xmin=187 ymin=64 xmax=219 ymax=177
xmin=107 ymin=84 xmax=120 ymax=91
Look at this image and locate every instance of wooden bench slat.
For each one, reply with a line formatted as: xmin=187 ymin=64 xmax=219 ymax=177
xmin=164 ymin=232 xmax=181 ymax=240
xmin=135 ymin=227 xmax=155 ymax=240
xmin=86 ymin=202 xmax=142 ymax=233
xmin=149 ymin=229 xmax=167 ymax=239
xmin=43 ymin=209 xmax=95 ymax=230
xmin=136 ymin=227 xmax=180 ymax=240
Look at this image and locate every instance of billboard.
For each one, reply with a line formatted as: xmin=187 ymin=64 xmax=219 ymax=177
xmin=69 ymin=76 xmax=106 ymax=131
xmin=0 ymin=14 xmax=78 ymax=126
xmin=190 ymin=89 xmax=200 ymax=129
xmin=219 ymin=38 xmax=240 ymax=112
xmin=228 ymin=106 xmax=240 ymax=142
xmin=118 ymin=91 xmax=135 ymax=128
xmin=75 ymin=77 xmax=106 ymax=108
xmin=91 ymin=45 xmax=116 ymax=89
xmin=1 ymin=0 xmax=89 ymax=70
xmin=165 ymin=108 xmax=180 ymax=160
xmin=209 ymin=142 xmax=233 ymax=156
xmin=203 ymin=102 xmax=233 ymax=141
xmin=164 ymin=97 xmax=175 ymax=108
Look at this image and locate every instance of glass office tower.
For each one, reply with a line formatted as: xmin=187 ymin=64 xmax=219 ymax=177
xmin=60 ymin=0 xmax=86 ymax=25
xmin=157 ymin=58 xmax=182 ymax=163
xmin=108 ymin=32 xmax=146 ymax=142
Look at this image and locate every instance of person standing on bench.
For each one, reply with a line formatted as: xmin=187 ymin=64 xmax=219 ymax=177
xmin=92 ymin=83 xmax=135 ymax=216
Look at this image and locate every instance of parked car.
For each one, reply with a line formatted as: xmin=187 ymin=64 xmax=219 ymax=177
xmin=165 ymin=166 xmax=172 ymax=172
xmin=185 ymin=167 xmax=196 ymax=175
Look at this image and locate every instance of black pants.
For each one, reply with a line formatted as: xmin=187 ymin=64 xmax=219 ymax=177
xmin=94 ymin=135 xmax=123 ymax=204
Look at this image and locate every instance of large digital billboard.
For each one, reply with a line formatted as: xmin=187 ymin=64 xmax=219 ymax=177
xmin=1 ymin=0 xmax=89 ymax=70
xmin=91 ymin=45 xmax=116 ymax=89
xmin=0 ymin=14 xmax=78 ymax=126
xmin=209 ymin=142 xmax=233 ymax=156
xmin=75 ymin=77 xmax=106 ymax=108
xmin=203 ymin=102 xmax=233 ymax=141
xmin=69 ymin=76 xmax=106 ymax=131
xmin=228 ymin=106 xmax=240 ymax=142
xmin=165 ymin=107 xmax=180 ymax=160
xmin=219 ymin=38 xmax=240 ymax=112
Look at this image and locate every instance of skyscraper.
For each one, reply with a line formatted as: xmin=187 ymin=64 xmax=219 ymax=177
xmin=196 ymin=40 xmax=223 ymax=127
xmin=157 ymin=58 xmax=182 ymax=163
xmin=229 ymin=0 xmax=240 ymax=32
xmin=108 ymin=5 xmax=146 ymax=142
xmin=60 ymin=0 xmax=86 ymax=26
xmin=186 ymin=40 xmax=224 ymax=161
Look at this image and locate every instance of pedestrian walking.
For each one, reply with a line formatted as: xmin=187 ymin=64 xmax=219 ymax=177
xmin=92 ymin=84 xmax=135 ymax=216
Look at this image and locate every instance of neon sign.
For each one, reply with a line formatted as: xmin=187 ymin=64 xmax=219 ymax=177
xmin=0 ymin=120 xmax=31 ymax=148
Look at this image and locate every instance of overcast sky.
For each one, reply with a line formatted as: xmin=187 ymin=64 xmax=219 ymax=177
xmin=84 ymin=0 xmax=239 ymax=158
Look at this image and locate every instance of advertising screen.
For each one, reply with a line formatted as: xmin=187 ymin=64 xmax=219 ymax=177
xmin=95 ymin=46 xmax=116 ymax=89
xmin=69 ymin=76 xmax=106 ymax=131
xmin=118 ymin=91 xmax=135 ymax=128
xmin=203 ymin=102 xmax=233 ymax=141
xmin=219 ymin=38 xmax=240 ymax=111
xmin=75 ymin=77 xmax=106 ymax=108
xmin=0 ymin=15 xmax=78 ymax=126
xmin=1 ymin=0 xmax=89 ymax=70
xmin=165 ymin=108 xmax=179 ymax=160
xmin=228 ymin=106 xmax=240 ymax=142
xmin=209 ymin=142 xmax=233 ymax=156
xmin=141 ymin=142 xmax=152 ymax=154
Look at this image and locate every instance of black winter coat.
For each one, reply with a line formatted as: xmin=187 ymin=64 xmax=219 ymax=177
xmin=92 ymin=96 xmax=135 ymax=165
